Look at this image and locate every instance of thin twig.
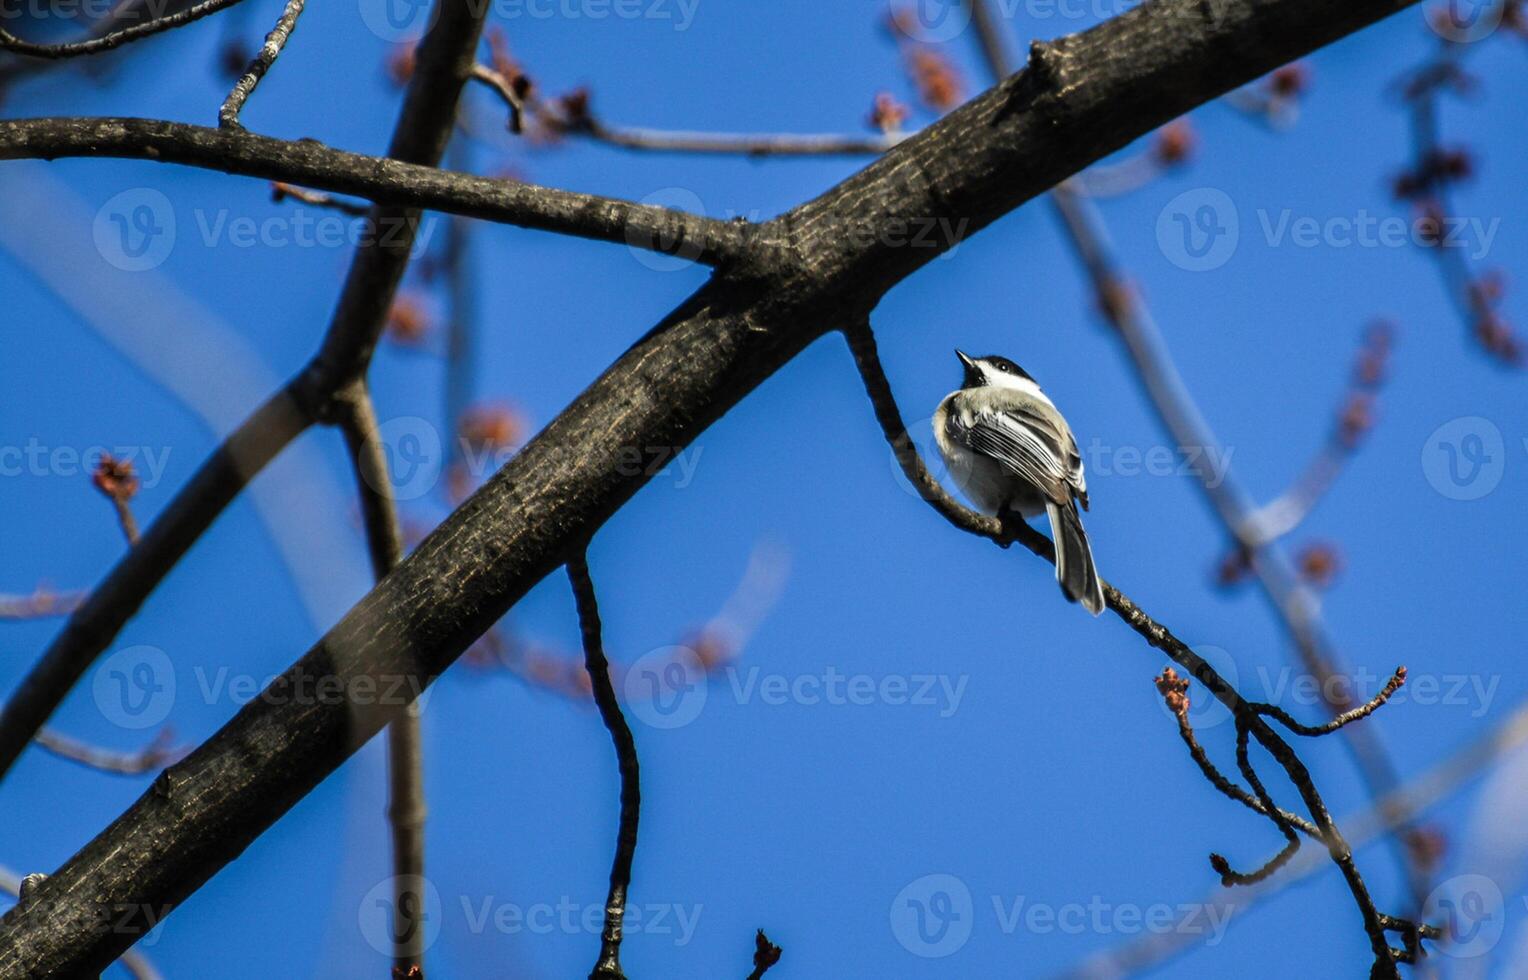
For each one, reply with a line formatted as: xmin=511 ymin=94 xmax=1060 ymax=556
xmin=567 ymin=551 xmax=640 ymax=980
xmin=335 ymin=380 xmax=427 ymax=976
xmin=33 ymin=727 xmax=182 ymax=775
xmin=1054 ymin=694 xmax=1526 ymax=980
xmin=1255 ymin=667 xmax=1408 ymax=737
xmin=270 ymin=181 xmax=371 ymax=216
xmin=1154 ymin=669 xmax=1320 ymax=839
xmin=745 ymin=929 xmax=783 ymax=979
xmin=0 ymin=589 xmax=85 ymax=620
xmin=219 ymin=0 xmax=307 ymax=129
xmin=0 ymin=0 xmax=251 ymax=59
xmin=469 ymin=63 xmax=526 ymax=133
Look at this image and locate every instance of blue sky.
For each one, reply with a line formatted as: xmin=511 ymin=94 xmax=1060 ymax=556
xmin=2 ymin=0 xmax=1526 ymax=976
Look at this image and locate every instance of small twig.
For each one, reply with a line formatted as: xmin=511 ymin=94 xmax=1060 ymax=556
xmin=91 ymin=454 xmax=140 ymax=545
xmin=1209 ymin=721 xmax=1301 ymax=886
xmin=469 ymin=63 xmax=527 ymax=134
xmin=33 ymin=727 xmax=182 ymax=775
xmin=219 ymin=0 xmax=307 ymax=129
xmin=1154 ymin=668 xmax=1321 ymax=839
xmin=1255 ymin=667 xmax=1408 ymax=737
xmin=567 ymin=551 xmax=640 ymax=980
xmin=745 ymin=929 xmax=783 ymax=980
xmin=334 ymin=382 xmax=428 ymax=978
xmin=0 ymin=0 xmax=251 ymax=59
xmin=0 ymin=588 xmax=86 ymax=621
xmin=269 ymin=181 xmax=371 ymax=216
xmin=526 ymin=84 xmax=904 ymax=156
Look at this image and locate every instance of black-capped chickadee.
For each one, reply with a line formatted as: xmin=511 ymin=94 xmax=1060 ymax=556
xmin=934 ymin=350 xmax=1105 ymax=615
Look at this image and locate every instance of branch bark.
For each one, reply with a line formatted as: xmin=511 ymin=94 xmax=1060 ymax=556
xmin=0 ymin=0 xmax=1420 ymax=972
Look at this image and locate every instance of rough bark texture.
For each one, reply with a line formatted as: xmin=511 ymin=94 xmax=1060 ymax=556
xmin=0 ymin=0 xmax=1417 ymax=973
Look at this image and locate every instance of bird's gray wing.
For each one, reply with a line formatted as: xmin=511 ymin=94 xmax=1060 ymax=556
xmin=1006 ymin=402 xmax=1088 ymax=509
xmin=947 ymin=404 xmax=1074 ymax=506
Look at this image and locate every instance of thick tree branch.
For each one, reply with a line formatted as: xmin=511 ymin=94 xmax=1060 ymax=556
xmin=0 ymin=0 xmax=1423 ymax=972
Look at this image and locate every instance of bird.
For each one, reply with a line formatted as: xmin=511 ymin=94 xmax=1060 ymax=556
xmin=933 ymin=350 xmax=1105 ymax=615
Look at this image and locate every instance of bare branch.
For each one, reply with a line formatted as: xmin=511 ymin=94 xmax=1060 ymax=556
xmin=0 ymin=117 xmax=752 ymax=265
xmin=219 ymin=0 xmax=307 ymax=129
xmin=0 ymin=588 xmax=85 ymax=621
xmin=33 ymin=727 xmax=182 ymax=775
xmin=0 ymin=0 xmax=251 ymax=59
xmin=567 ymin=552 xmax=640 ymax=980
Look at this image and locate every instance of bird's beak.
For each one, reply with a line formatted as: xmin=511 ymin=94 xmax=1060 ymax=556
xmin=955 ymin=349 xmax=976 ymax=371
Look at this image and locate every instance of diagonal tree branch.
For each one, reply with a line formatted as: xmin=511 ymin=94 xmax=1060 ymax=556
xmin=0 ymin=0 xmax=1424 ymax=972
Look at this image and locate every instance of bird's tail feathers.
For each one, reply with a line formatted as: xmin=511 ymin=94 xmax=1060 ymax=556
xmin=1045 ymin=501 xmax=1105 ymax=616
